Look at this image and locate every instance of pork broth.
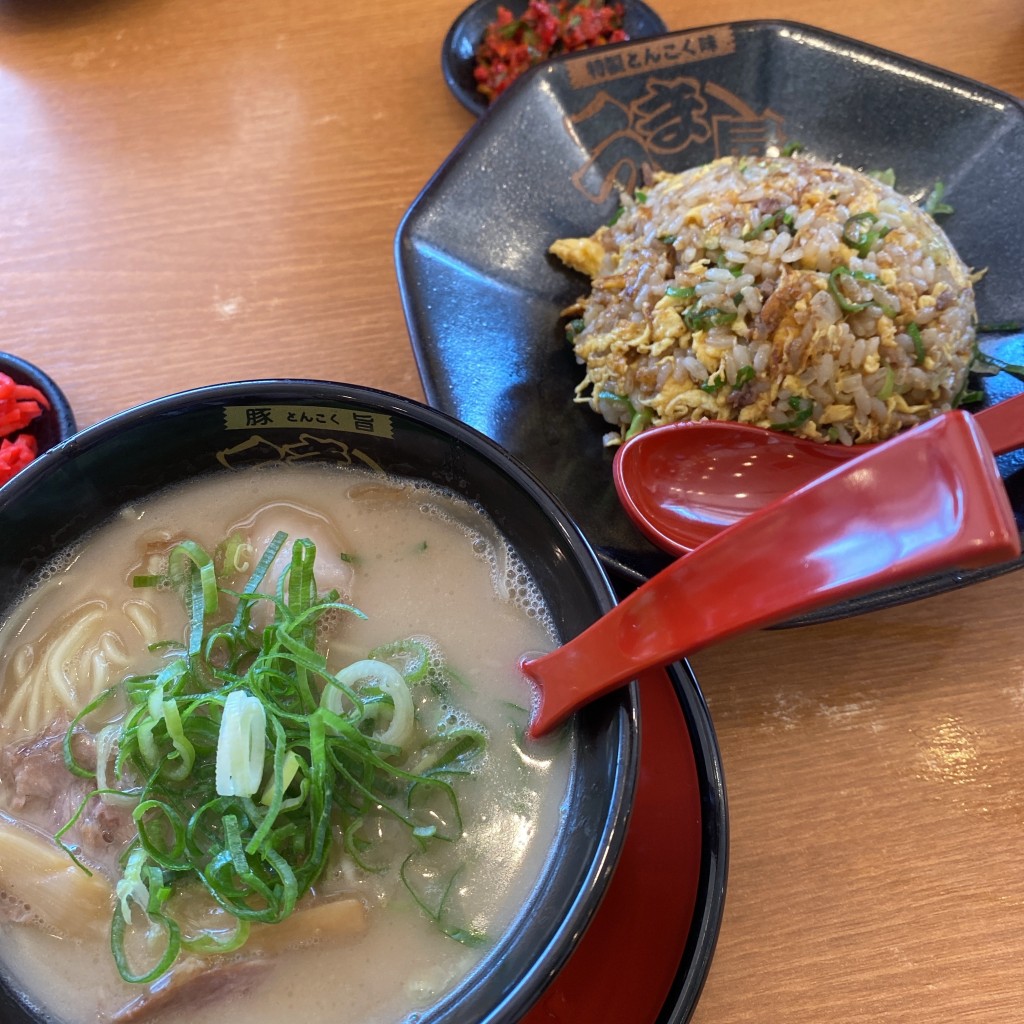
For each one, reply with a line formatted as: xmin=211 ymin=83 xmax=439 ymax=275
xmin=0 ymin=464 xmax=571 ymax=1024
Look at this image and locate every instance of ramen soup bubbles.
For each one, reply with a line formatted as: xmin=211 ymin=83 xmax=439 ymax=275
xmin=0 ymin=463 xmax=571 ymax=1024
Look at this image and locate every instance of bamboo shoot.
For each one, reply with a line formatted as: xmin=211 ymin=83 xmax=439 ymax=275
xmin=0 ymin=814 xmax=113 ymax=938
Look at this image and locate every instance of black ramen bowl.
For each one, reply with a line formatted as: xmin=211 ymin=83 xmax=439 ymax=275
xmin=0 ymin=351 xmax=76 ymax=468
xmin=442 ymin=0 xmax=668 ymax=117
xmin=0 ymin=380 xmax=638 ymax=1024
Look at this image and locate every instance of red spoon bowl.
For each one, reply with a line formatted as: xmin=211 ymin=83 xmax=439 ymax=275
xmin=613 ymin=391 xmax=1024 ymax=556
xmin=525 ymin=410 xmax=1021 ymax=737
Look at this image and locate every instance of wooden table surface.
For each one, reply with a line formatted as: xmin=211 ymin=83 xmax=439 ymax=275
xmin=3 ymin=0 xmax=1023 ymax=1020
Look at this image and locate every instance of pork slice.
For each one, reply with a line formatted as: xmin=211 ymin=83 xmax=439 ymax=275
xmin=0 ymin=718 xmax=136 ymax=872
xmin=106 ymin=955 xmax=270 ymax=1023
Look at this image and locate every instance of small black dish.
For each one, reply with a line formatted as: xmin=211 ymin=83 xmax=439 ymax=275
xmin=0 ymin=352 xmax=76 ymax=460
xmin=442 ymin=0 xmax=667 ymax=117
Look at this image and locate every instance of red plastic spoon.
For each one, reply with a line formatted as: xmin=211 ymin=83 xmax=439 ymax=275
xmin=613 ymin=390 xmax=1024 ymax=556
xmin=523 ymin=411 xmax=1020 ymax=737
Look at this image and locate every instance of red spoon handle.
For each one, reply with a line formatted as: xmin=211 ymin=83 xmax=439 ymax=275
xmin=977 ymin=390 xmax=1024 ymax=455
xmin=524 ymin=411 xmax=1020 ymax=737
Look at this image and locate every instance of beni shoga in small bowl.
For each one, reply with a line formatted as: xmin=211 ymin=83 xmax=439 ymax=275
xmin=0 ymin=352 xmax=76 ymax=487
xmin=442 ymin=0 xmax=667 ymax=116
xmin=0 ymin=380 xmax=638 ymax=1024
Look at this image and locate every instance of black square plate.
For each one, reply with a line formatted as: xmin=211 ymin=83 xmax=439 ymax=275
xmin=397 ymin=20 xmax=1024 ymax=624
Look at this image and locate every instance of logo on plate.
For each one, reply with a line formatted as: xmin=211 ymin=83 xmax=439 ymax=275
xmin=563 ymin=26 xmax=787 ymax=202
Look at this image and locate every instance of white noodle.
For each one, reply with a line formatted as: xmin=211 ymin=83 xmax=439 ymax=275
xmin=90 ymin=650 xmax=110 ymax=693
xmin=123 ymin=599 xmax=159 ymax=644
xmin=1 ymin=601 xmax=136 ymax=740
xmin=100 ymin=631 xmax=130 ymax=668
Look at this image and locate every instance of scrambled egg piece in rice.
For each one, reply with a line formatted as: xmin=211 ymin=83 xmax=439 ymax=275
xmin=550 ymin=153 xmax=977 ymax=445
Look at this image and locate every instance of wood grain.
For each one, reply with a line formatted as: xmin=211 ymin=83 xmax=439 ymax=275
xmin=2 ymin=0 xmax=1023 ymax=1020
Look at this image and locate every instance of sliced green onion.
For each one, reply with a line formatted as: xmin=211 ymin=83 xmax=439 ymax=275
xmin=369 ymin=640 xmax=430 ymax=684
xmin=399 ymin=854 xmax=487 ymax=949
xmin=59 ymin=532 xmax=491 ymax=985
xmin=907 ymin=323 xmax=926 ymax=365
xmin=955 ymin=388 xmax=986 ymax=406
xmin=326 ymin=660 xmax=414 ymax=749
xmin=135 ymin=800 xmax=189 ymax=871
xmin=61 ymin=533 xmax=488 ymax=986
xmin=416 ymin=727 xmax=489 ymax=775
xmin=715 ymin=251 xmax=745 ymax=275
xmin=161 ymin=698 xmax=195 ymax=780
xmin=183 ymin=915 xmax=250 ymax=955
xmin=216 ymin=691 xmax=267 ymax=797
xmin=842 ymin=212 xmax=891 ymax=258
xmin=169 ymin=541 xmax=220 ymax=620
xmin=260 ymin=748 xmax=302 ymax=807
xmin=217 ymin=532 xmax=255 ymax=575
xmin=112 ymin=900 xmax=181 ymax=985
xmin=974 ymin=351 xmax=1024 ymax=381
xmin=771 ymin=395 xmax=815 ymax=432
xmin=828 ymin=265 xmax=874 ymax=313
xmin=922 ymin=180 xmax=954 ymax=216
xmin=625 ymin=406 xmax=653 ymax=439
xmin=116 ymin=846 xmax=150 ymax=924
xmin=742 ymin=208 xmax=793 ymax=241
xmin=684 ymin=306 xmax=738 ymax=331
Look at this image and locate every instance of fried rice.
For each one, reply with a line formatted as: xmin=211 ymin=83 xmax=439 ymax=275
xmin=550 ymin=153 xmax=977 ymax=446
